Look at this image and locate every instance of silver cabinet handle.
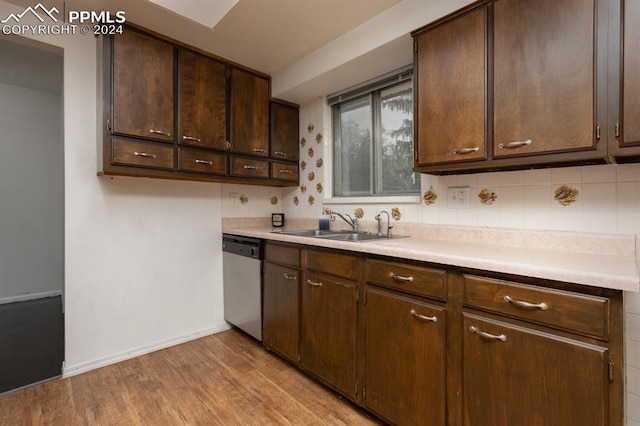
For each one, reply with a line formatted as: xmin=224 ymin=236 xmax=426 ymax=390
xmin=410 ymin=309 xmax=437 ymax=323
xmin=469 ymin=326 xmax=507 ymax=342
xmin=243 ymin=165 xmax=258 ymax=170
xmin=279 ymin=169 xmax=292 ymax=174
xmin=253 ymin=148 xmax=267 ymax=153
xmin=182 ymin=135 xmax=201 ymax=142
xmin=452 ymin=147 xmax=479 ymax=155
xmin=134 ymin=151 xmax=157 ymax=159
xmin=498 ymin=139 xmax=532 ymax=150
xmin=307 ymin=279 xmax=323 ymax=287
xmin=389 ymin=272 xmax=414 ymax=283
xmin=274 ymin=151 xmax=287 ymax=157
xmin=195 ymin=159 xmax=213 ymax=165
xmin=283 ymin=273 xmax=297 ymax=280
xmin=504 ymin=295 xmax=548 ymax=311
xmin=150 ymin=129 xmax=171 ymax=137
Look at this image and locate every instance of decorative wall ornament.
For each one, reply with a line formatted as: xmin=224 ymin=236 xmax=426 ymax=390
xmin=308 ymin=195 xmax=315 ymax=206
xmin=554 ymin=185 xmax=580 ymax=206
xmin=307 ymin=147 xmax=315 ymax=158
xmin=308 ymin=171 xmax=315 ymax=181
xmin=239 ymin=194 xmax=249 ymax=205
xmin=316 ymin=183 xmax=323 ymax=193
xmin=300 ymin=160 xmax=307 ymax=171
xmin=423 ymin=188 xmax=438 ymax=205
xmin=293 ymin=196 xmax=299 ymax=206
xmin=323 ymin=207 xmax=333 ymax=215
xmin=316 ymin=133 xmax=323 ymax=143
xmin=300 ymin=184 xmax=307 ymax=193
xmin=300 ymin=137 xmax=307 ymax=147
xmin=316 ymin=158 xmax=323 ymax=168
xmin=270 ymin=196 xmax=278 ymax=205
xmin=479 ymin=188 xmax=498 ymax=205
xmin=391 ymin=207 xmax=402 ymax=221
xmin=307 ymin=123 xmax=315 ymax=133
xmin=354 ymin=208 xmax=364 ymax=219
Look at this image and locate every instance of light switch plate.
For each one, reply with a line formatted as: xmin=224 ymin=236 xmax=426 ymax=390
xmin=447 ymin=187 xmax=470 ymax=208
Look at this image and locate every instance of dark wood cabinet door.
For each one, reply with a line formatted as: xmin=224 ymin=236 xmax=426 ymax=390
xmin=263 ymin=262 xmax=299 ymax=363
xmin=493 ymin=0 xmax=596 ymax=157
xmin=231 ymin=69 xmax=269 ymax=156
xmin=622 ymin=0 xmax=640 ymax=147
xmin=463 ymin=314 xmax=609 ymax=426
xmin=414 ymin=7 xmax=486 ymax=166
xmin=364 ymin=287 xmax=446 ymax=425
xmin=112 ymin=30 xmax=174 ymax=142
xmin=300 ymin=271 xmax=357 ymax=399
xmin=179 ymin=50 xmax=227 ymax=150
xmin=270 ymin=101 xmax=300 ymax=161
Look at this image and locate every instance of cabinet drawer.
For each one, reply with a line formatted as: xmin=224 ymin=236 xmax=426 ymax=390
xmin=112 ymin=139 xmax=174 ymax=170
xmin=230 ymin=156 xmax=269 ymax=178
xmin=306 ymin=249 xmax=359 ymax=281
xmin=463 ymin=275 xmax=609 ymax=339
xmin=271 ymin=162 xmax=299 ymax=182
xmin=178 ymin=147 xmax=226 ymax=175
xmin=366 ymin=259 xmax=446 ymax=301
xmin=265 ymin=242 xmax=300 ymax=268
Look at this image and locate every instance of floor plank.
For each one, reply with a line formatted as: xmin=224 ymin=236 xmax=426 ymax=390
xmin=0 ymin=329 xmax=382 ymax=425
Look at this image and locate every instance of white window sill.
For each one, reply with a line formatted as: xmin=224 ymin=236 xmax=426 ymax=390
xmin=323 ymin=195 xmax=421 ymax=205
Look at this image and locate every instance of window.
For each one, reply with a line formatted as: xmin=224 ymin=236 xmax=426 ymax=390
xmin=330 ymin=68 xmax=419 ymax=197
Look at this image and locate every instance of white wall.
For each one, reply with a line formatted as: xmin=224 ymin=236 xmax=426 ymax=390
xmin=0 ymin=1 xmax=229 ymax=376
xmin=0 ymin=82 xmax=64 ymax=303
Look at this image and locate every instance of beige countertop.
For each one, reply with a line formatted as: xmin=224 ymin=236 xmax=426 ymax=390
xmin=223 ymin=218 xmax=640 ymax=292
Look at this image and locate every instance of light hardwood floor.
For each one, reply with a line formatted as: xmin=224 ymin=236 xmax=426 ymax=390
xmin=0 ymin=329 xmax=381 ymax=425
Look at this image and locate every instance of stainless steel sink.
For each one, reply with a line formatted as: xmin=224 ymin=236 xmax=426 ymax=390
xmin=274 ymin=229 xmax=341 ymax=237
xmin=274 ymin=229 xmax=407 ymax=242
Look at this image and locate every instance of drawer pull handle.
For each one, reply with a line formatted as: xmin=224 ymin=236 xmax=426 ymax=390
xmin=452 ymin=146 xmax=479 ymax=155
xmin=182 ymin=135 xmax=201 ymax=142
xmin=389 ymin=272 xmax=414 ymax=283
xmin=504 ymin=295 xmax=548 ymax=311
xmin=274 ymin=151 xmax=287 ymax=157
xmin=307 ymin=279 xmax=323 ymax=287
xmin=498 ymin=139 xmax=532 ymax=150
xmin=149 ymin=129 xmax=171 ymax=137
xmin=134 ymin=151 xmax=157 ymax=159
xmin=469 ymin=326 xmax=507 ymax=342
xmin=195 ymin=159 xmax=213 ymax=165
xmin=283 ymin=273 xmax=297 ymax=281
xmin=243 ymin=165 xmax=258 ymax=170
xmin=410 ymin=309 xmax=437 ymax=323
xmin=253 ymin=148 xmax=267 ymax=153
xmin=279 ymin=169 xmax=292 ymax=174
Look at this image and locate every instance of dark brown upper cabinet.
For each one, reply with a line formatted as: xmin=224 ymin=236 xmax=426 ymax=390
xmin=230 ymin=68 xmax=270 ymax=157
xmin=270 ymin=99 xmax=300 ymax=162
xmin=178 ymin=49 xmax=228 ymax=151
xmin=112 ymin=29 xmax=174 ymax=143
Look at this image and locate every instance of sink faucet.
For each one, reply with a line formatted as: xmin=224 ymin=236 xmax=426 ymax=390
xmin=333 ymin=212 xmax=358 ymax=232
xmin=375 ymin=211 xmax=392 ymax=237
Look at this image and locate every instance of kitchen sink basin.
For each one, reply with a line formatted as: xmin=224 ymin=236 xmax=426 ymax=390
xmin=274 ymin=229 xmax=407 ymax=242
xmin=274 ymin=229 xmax=341 ymax=237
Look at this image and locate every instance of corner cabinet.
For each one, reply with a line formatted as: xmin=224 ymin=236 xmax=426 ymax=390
xmin=412 ymin=0 xmax=616 ymax=174
xmin=99 ymin=25 xmax=298 ymax=186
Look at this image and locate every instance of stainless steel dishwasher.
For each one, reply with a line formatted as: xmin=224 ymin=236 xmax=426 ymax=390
xmin=222 ymin=234 xmax=263 ymax=341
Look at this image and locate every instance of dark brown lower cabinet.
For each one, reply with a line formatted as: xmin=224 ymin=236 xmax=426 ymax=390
xmin=262 ymin=261 xmax=299 ymax=363
xmin=364 ymin=286 xmax=446 ymax=425
xmin=463 ymin=314 xmax=609 ymax=426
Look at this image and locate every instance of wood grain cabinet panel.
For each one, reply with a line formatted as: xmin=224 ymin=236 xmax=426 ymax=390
xmin=229 ymin=156 xmax=269 ymax=179
xmin=270 ymin=100 xmax=300 ymax=161
xmin=265 ymin=243 xmax=300 ymax=268
xmin=177 ymin=147 xmax=226 ymax=175
xmin=366 ymin=258 xmax=446 ymax=301
xmin=270 ymin=162 xmax=299 ymax=182
xmin=112 ymin=139 xmax=174 ymax=170
xmin=493 ymin=0 xmax=596 ymax=158
xmin=305 ymin=249 xmax=359 ymax=281
xmin=621 ymin=0 xmax=640 ymax=147
xmin=263 ymin=261 xmax=300 ymax=363
xmin=112 ymin=30 xmax=174 ymax=142
xmin=230 ymin=68 xmax=270 ymax=157
xmin=178 ymin=49 xmax=227 ymax=151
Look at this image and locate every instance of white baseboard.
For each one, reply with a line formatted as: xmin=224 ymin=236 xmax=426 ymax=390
xmin=0 ymin=291 xmax=62 ymax=305
xmin=62 ymin=322 xmax=231 ymax=378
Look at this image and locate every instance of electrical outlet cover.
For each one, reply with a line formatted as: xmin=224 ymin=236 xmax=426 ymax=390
xmin=447 ymin=187 xmax=470 ymax=208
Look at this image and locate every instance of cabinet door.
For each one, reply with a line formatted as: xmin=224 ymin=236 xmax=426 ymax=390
xmin=179 ymin=50 xmax=227 ymax=150
xmin=300 ymin=271 xmax=357 ymax=399
xmin=622 ymin=0 xmax=640 ymax=147
xmin=364 ymin=287 xmax=446 ymax=425
xmin=414 ymin=7 xmax=486 ymax=166
xmin=463 ymin=314 xmax=609 ymax=426
xmin=112 ymin=30 xmax=174 ymax=142
xmin=493 ymin=0 xmax=595 ymax=157
xmin=270 ymin=101 xmax=300 ymax=161
xmin=263 ymin=262 xmax=299 ymax=363
xmin=230 ymin=69 xmax=269 ymax=157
